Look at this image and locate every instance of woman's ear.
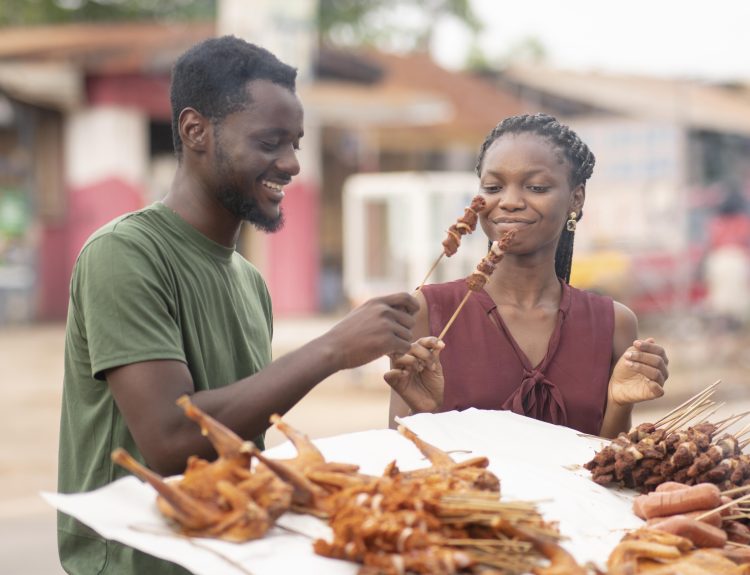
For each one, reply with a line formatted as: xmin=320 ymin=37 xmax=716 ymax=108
xmin=179 ymin=108 xmax=210 ymax=154
xmin=571 ymin=184 xmax=586 ymax=216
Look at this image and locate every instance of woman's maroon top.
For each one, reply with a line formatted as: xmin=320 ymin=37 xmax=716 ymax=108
xmin=421 ymin=280 xmax=614 ymax=435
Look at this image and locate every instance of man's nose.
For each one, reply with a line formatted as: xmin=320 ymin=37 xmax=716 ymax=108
xmin=277 ymin=146 xmax=300 ymax=176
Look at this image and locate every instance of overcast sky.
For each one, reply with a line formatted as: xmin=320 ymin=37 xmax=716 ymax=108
xmin=431 ymin=0 xmax=750 ymax=81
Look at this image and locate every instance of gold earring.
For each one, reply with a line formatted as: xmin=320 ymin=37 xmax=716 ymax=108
xmin=566 ymin=212 xmax=577 ymax=232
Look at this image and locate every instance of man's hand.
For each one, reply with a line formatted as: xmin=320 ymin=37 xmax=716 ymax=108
xmin=322 ymin=292 xmax=420 ymax=370
xmin=384 ymin=336 xmax=445 ymax=413
xmin=609 ymin=338 xmax=669 ymax=406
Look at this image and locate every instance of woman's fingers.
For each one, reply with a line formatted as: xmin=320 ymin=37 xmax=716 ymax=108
xmin=625 ymin=347 xmax=669 ymax=382
xmin=634 ymin=338 xmax=669 ymax=365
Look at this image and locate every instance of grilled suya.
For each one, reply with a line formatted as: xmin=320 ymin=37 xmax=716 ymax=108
xmin=441 ymin=195 xmax=487 ymax=257
xmin=312 ymin=425 xmax=575 ymax=575
xmin=605 ymin=527 xmax=750 ymax=575
xmin=583 ymin=421 xmax=750 ymax=494
xmin=419 ymin=195 xmax=488 ymax=291
xmin=113 ymin=399 xmax=573 ymax=574
xmin=466 ymin=231 xmax=515 ymax=291
xmin=112 ymin=396 xmax=293 ymax=541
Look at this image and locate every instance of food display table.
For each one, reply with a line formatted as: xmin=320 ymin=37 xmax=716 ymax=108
xmin=43 ymin=409 xmax=643 ymax=574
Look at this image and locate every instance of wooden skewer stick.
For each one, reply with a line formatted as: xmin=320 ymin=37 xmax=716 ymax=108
xmin=695 ymin=491 xmax=750 ymax=521
xmin=663 ymin=399 xmax=715 ymax=433
xmin=417 ymin=252 xmax=445 ymax=291
xmin=669 ymin=401 xmax=718 ymax=432
xmin=722 ymin=484 xmax=750 ymax=497
xmin=438 ymin=290 xmax=473 ymax=340
xmin=697 ymin=402 xmax=725 ymax=424
xmin=653 ymin=380 xmax=721 ymax=427
xmin=734 ymin=422 xmax=750 ymax=440
xmin=713 ymin=409 xmax=750 ymax=428
xmin=715 ymin=411 xmax=750 ymax=435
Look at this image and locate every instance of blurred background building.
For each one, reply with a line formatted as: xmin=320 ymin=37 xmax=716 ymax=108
xmin=2 ymin=3 xmax=749 ymax=573
xmin=0 ymin=0 xmax=749 ymax=326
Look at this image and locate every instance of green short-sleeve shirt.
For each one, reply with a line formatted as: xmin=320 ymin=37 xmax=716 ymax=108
xmin=58 ymin=202 xmax=273 ymax=574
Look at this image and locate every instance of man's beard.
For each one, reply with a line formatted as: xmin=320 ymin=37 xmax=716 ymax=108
xmin=217 ymin=185 xmax=285 ymax=233
xmin=214 ymin=144 xmax=284 ymax=233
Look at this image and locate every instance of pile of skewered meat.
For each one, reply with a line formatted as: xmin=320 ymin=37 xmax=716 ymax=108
xmin=584 ymin=383 xmax=750 ymax=494
xmin=314 ymin=425 xmax=566 ymax=575
xmin=583 ymin=421 xmax=750 ymax=492
xmin=631 ymin=480 xmax=750 ymax=549
xmin=603 ymin=527 xmax=750 ymax=575
xmin=112 ymin=396 xmax=294 ymax=541
xmin=113 ymin=397 xmax=571 ymax=574
xmin=112 ymin=396 xmax=378 ymax=539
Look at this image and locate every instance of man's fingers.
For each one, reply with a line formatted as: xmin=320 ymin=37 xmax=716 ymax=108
xmin=380 ymin=292 xmax=420 ymax=315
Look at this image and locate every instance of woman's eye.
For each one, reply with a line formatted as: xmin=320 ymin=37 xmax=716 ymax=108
xmin=528 ymin=185 xmax=549 ymax=193
xmin=482 ymin=185 xmax=501 ymax=193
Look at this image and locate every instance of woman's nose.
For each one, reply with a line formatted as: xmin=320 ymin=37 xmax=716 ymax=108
xmin=498 ymin=186 xmax=524 ymax=211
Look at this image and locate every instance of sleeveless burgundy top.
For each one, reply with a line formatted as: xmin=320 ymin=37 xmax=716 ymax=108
xmin=421 ymin=280 xmax=614 ymax=435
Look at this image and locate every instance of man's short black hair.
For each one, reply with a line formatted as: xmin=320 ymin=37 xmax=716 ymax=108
xmin=170 ymin=35 xmax=297 ymax=155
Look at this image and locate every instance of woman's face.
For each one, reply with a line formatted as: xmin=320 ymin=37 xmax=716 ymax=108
xmin=478 ymin=132 xmax=584 ymax=255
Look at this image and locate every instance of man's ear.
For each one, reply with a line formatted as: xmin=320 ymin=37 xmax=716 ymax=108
xmin=179 ymin=108 xmax=210 ymax=154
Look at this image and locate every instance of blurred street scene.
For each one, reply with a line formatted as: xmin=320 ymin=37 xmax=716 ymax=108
xmin=1 ymin=0 xmax=750 ymax=573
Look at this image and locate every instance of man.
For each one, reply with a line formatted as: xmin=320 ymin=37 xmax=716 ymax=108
xmin=57 ymin=36 xmax=418 ymax=574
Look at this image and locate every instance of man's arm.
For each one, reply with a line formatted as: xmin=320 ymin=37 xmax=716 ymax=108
xmin=107 ymin=292 xmax=419 ymax=476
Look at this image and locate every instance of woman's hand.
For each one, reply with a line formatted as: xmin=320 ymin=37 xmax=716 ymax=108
xmin=609 ymin=337 xmax=669 ymax=406
xmin=384 ymin=337 xmax=445 ymax=414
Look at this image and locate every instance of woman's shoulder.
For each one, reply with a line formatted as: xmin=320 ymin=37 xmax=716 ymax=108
xmin=421 ymin=279 xmax=469 ymax=303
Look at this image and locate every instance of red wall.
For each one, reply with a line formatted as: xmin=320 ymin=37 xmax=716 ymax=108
xmin=39 ymin=177 xmax=145 ymax=320
xmin=266 ymin=180 xmax=319 ymax=316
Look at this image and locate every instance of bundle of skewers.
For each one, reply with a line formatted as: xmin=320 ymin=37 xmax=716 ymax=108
xmin=313 ymin=425 xmax=565 ymax=575
xmin=584 ymin=381 xmax=750 ymax=494
xmin=113 ymin=397 xmax=569 ymax=575
xmin=584 ymin=381 xmax=750 ymax=562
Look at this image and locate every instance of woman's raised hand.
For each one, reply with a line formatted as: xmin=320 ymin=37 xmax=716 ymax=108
xmin=384 ymin=336 xmax=446 ymax=414
xmin=609 ymin=337 xmax=669 ymax=406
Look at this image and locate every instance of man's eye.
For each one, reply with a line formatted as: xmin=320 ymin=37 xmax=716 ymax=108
xmin=260 ymin=141 xmax=280 ymax=150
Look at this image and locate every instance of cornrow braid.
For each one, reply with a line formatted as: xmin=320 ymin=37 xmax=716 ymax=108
xmin=476 ymin=113 xmax=595 ymax=284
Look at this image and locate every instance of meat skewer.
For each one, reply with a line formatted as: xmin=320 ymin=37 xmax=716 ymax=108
xmin=418 ymin=195 xmax=486 ymax=291
xmin=437 ymin=230 xmax=515 ymax=341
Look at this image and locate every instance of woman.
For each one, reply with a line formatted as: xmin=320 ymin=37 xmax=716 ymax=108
xmin=385 ymin=113 xmax=669 ymax=438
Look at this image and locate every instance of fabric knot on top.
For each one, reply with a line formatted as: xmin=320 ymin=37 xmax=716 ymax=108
xmin=502 ymin=368 xmax=569 ymax=426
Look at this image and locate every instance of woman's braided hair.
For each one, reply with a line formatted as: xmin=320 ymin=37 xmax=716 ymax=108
xmin=476 ymin=113 xmax=596 ymax=283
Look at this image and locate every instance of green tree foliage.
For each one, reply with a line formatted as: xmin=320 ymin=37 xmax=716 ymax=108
xmin=0 ymin=0 xmax=215 ymax=26
xmin=318 ymin=0 xmax=482 ymax=51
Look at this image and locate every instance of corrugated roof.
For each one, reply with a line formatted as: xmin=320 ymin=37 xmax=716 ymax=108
xmin=362 ymin=50 xmax=525 ymax=145
xmin=0 ymin=21 xmax=215 ymax=73
xmin=502 ymin=65 xmax=750 ymax=136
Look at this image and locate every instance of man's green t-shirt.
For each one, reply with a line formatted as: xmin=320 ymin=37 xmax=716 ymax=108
xmin=58 ymin=202 xmax=273 ymax=574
